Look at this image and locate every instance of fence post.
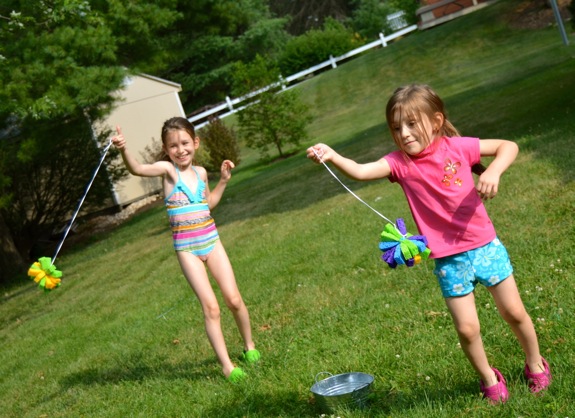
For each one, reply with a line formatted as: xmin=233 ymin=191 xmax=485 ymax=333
xmin=329 ymin=55 xmax=337 ymax=69
xmin=279 ymin=74 xmax=287 ymax=90
xmin=379 ymin=33 xmax=388 ymax=47
xmin=225 ymin=96 xmax=234 ymax=111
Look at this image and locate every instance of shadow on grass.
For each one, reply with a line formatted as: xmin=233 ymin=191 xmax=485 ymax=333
xmin=59 ymin=356 xmax=216 ymax=389
xmin=367 ymin=380 xmax=480 ymax=415
xmin=201 ymin=391 xmax=318 ymax=418
xmin=196 ymin=379 xmax=481 ymax=417
xmin=48 ymin=205 xmax=169 ymax=261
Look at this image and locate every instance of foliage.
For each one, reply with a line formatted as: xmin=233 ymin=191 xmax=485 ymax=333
xmin=92 ymin=0 xmax=181 ymax=75
xmin=198 ymin=116 xmax=242 ymax=172
xmin=232 ymin=54 xmax=282 ymax=97
xmin=0 ymin=2 xmax=124 ymax=122
xmin=349 ymin=0 xmax=395 ymax=38
xmin=269 ymin=0 xmax=355 ymax=35
xmin=278 ymin=18 xmax=363 ymax=76
xmin=0 ymin=116 xmax=124 ymax=259
xmin=349 ymin=0 xmax=418 ymax=39
xmin=0 ymin=0 xmax=178 ymax=276
xmin=387 ymin=0 xmax=420 ymax=25
xmin=161 ymin=0 xmax=290 ymax=111
xmin=233 ymin=56 xmax=313 ymax=158
xmin=235 ymin=16 xmax=292 ymax=63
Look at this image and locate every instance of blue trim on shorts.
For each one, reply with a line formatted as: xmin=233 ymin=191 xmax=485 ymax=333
xmin=433 ymin=237 xmax=513 ymax=298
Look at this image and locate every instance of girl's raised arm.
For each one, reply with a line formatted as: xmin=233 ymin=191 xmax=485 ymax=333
xmin=112 ymin=126 xmax=171 ymax=178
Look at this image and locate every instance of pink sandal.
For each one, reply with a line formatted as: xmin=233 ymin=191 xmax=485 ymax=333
xmin=480 ymin=368 xmax=509 ymax=405
xmin=524 ymin=357 xmax=551 ymax=394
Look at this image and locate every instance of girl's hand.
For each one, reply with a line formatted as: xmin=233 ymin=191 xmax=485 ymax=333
xmin=111 ymin=126 xmax=126 ymax=150
xmin=307 ymin=144 xmax=333 ymax=163
xmin=220 ymin=160 xmax=235 ymax=182
xmin=476 ymin=169 xmax=501 ymax=200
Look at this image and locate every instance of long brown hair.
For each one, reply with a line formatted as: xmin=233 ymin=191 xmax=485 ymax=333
xmin=385 ymin=84 xmax=485 ymax=174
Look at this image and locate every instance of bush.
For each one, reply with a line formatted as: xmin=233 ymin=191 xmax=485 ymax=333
xmin=278 ymin=18 xmax=363 ymax=76
xmin=199 ymin=116 xmax=241 ymax=172
xmin=350 ymin=0 xmax=419 ymax=39
xmin=388 ymin=0 xmax=420 ymax=25
xmin=350 ymin=0 xmax=395 ymax=38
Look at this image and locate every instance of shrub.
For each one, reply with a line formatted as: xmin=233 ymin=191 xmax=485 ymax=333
xmin=350 ymin=0 xmax=419 ymax=39
xmin=279 ymin=18 xmax=362 ymax=76
xmin=199 ymin=116 xmax=241 ymax=172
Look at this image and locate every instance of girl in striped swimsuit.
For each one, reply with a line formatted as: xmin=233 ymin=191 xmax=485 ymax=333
xmin=112 ymin=117 xmax=259 ymax=383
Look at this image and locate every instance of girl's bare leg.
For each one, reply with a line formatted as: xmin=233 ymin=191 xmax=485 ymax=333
xmin=176 ymin=251 xmax=235 ymax=377
xmin=207 ymin=241 xmax=256 ymax=352
xmin=488 ymin=275 xmax=544 ymax=372
xmin=445 ymin=292 xmax=498 ymax=386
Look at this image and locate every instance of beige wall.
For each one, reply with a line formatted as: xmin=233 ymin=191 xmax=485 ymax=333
xmin=101 ymin=74 xmax=185 ymax=206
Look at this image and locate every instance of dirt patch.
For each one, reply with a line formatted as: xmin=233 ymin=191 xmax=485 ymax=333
xmin=507 ymin=0 xmax=572 ymax=30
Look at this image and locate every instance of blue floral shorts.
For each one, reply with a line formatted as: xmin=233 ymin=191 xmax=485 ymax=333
xmin=433 ymin=238 xmax=513 ymax=298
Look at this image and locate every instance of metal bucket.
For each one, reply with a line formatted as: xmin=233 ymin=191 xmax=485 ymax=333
xmin=310 ymin=372 xmax=374 ymax=413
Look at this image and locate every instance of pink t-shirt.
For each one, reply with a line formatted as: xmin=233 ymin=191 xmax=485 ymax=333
xmin=384 ymin=136 xmax=496 ymax=258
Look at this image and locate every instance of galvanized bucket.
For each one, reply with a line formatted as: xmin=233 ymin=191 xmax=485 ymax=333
xmin=310 ymin=372 xmax=374 ymax=413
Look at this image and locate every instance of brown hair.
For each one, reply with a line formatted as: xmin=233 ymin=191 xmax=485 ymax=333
xmin=385 ymin=84 xmax=485 ymax=174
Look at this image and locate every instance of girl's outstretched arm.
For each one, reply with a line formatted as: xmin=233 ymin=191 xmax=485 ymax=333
xmin=477 ymin=139 xmax=519 ymax=200
xmin=112 ymin=126 xmax=171 ymax=178
xmin=306 ymin=143 xmax=391 ymax=181
xmin=206 ymin=160 xmax=235 ymax=210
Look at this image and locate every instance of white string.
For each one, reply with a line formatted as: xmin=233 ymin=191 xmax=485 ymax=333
xmin=52 ymin=140 xmax=114 ymax=265
xmin=312 ymin=148 xmax=395 ymax=226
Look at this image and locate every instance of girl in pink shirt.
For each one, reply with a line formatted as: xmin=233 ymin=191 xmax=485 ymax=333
xmin=307 ymin=84 xmax=550 ymax=404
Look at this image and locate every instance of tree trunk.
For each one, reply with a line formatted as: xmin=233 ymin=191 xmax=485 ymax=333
xmin=0 ymin=212 xmax=26 ymax=283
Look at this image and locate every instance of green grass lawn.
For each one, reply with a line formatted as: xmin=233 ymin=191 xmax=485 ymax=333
xmin=2 ymin=1 xmax=575 ymax=416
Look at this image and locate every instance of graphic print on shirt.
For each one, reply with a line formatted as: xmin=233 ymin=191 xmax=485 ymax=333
xmin=442 ymin=158 xmax=463 ymax=187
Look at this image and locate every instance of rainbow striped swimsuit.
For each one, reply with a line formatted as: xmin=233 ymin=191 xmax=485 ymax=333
xmin=165 ymin=166 xmax=219 ymax=259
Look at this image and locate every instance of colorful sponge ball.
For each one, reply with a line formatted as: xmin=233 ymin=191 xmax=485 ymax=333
xmin=379 ymin=218 xmax=431 ymax=268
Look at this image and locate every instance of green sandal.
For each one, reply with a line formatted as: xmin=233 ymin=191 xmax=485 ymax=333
xmin=241 ymin=349 xmax=261 ymax=364
xmin=227 ymin=367 xmax=247 ymax=383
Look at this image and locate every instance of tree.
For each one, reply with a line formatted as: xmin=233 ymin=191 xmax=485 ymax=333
xmin=269 ymin=0 xmax=355 ymax=35
xmin=0 ymin=0 xmax=179 ymax=283
xmin=158 ymin=0 xmax=290 ymax=112
xmin=349 ymin=0 xmax=394 ymax=38
xmin=1 ymin=117 xmax=123 ymax=259
xmin=279 ymin=18 xmax=362 ymax=76
xmin=233 ymin=56 xmax=312 ymax=159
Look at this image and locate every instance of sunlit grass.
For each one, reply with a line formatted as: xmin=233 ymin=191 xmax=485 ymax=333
xmin=1 ymin=1 xmax=574 ymax=416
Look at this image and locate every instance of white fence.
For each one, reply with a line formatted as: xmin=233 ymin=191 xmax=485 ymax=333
xmin=189 ymin=22 xmax=418 ymax=129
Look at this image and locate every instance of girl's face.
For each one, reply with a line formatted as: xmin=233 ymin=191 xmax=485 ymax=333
xmin=391 ymin=111 xmax=442 ymax=156
xmin=162 ymin=129 xmax=199 ymax=167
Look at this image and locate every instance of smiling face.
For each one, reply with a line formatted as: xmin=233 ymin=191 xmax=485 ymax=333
xmin=162 ymin=128 xmax=199 ymax=168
